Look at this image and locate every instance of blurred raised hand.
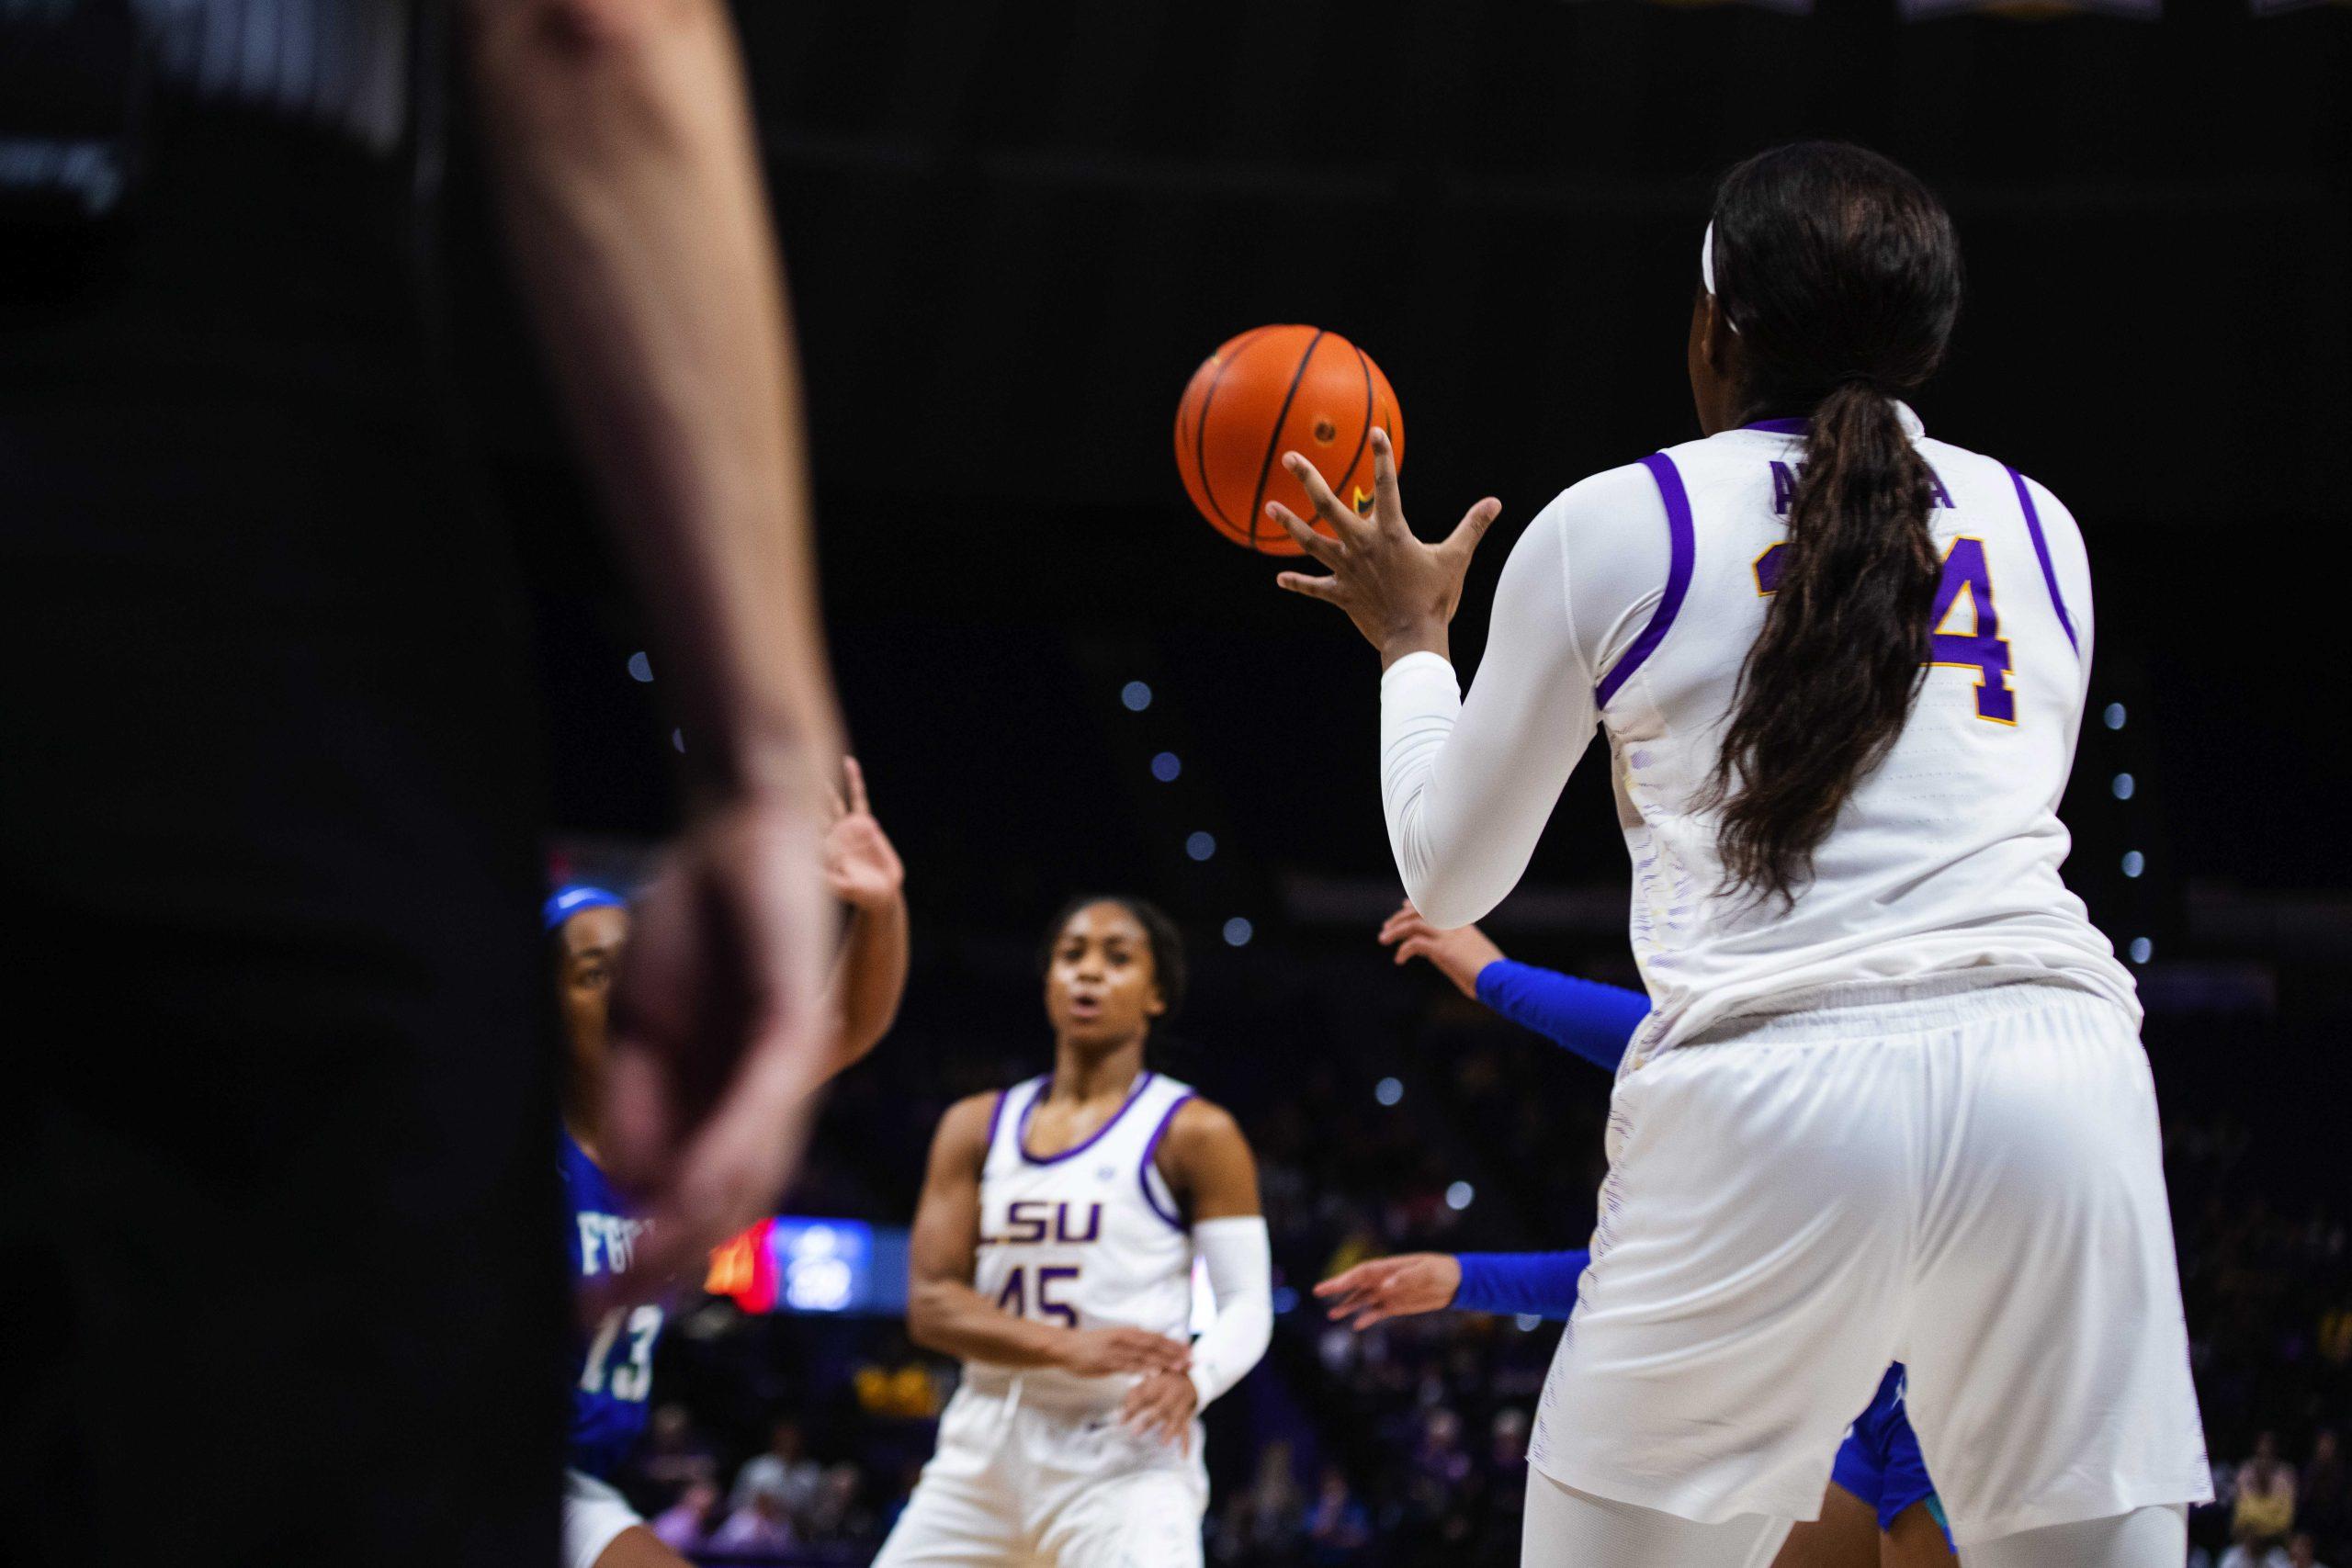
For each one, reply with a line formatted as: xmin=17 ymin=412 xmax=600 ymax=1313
xmin=1314 ymin=1253 xmax=1464 ymax=1331
xmin=1377 ymin=900 xmax=1504 ymax=1001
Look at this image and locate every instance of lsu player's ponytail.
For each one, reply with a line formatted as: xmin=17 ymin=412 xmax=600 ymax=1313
xmin=1702 ymin=142 xmax=1965 ymax=905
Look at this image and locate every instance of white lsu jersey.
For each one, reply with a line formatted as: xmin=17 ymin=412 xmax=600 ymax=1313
xmin=1379 ymin=402 xmax=2136 ymax=1058
xmin=966 ymin=1071 xmax=1196 ymax=1409
xmin=1604 ymin=407 xmax=2134 ymax=1055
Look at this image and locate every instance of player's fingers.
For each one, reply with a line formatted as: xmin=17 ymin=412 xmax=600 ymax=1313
xmin=1313 ymin=1269 xmax=1356 ymax=1297
xmin=1445 ymin=496 xmax=1503 ymax=558
xmin=1396 ymin=936 xmax=1435 ymax=964
xmin=1265 ymin=502 xmax=1343 ymax=565
xmin=1320 ymin=1285 xmax=1369 ymax=1318
xmin=1283 ymin=453 xmax=1372 ymax=539
xmin=842 ymin=756 xmax=870 ymax=816
xmin=1369 ymin=426 xmax=1405 ymax=531
xmin=1119 ymin=1331 xmax=1191 ymax=1369
xmin=1274 ymin=570 xmax=1345 ymax=605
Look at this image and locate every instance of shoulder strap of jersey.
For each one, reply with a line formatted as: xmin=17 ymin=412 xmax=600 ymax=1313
xmin=1135 ymin=1079 xmax=1195 ymax=1232
xmin=1594 ymin=451 xmax=1697 ymax=708
xmin=981 ymin=1076 xmax=1047 ymax=1174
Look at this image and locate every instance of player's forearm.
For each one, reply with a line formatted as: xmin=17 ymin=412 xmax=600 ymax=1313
xmin=466 ymin=0 xmax=839 ymax=799
xmin=1452 ymin=1250 xmax=1590 ymax=1320
xmin=1187 ymin=1217 xmax=1272 ymax=1408
xmin=907 ymin=1279 xmax=1075 ymax=1369
xmin=1378 ymin=520 xmax=1594 ymax=930
xmin=1474 ymin=962 xmax=1648 ymax=1073
xmin=824 ymin=894 xmax=909 ymax=1076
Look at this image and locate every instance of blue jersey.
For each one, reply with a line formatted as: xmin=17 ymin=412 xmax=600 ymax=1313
xmin=564 ymin=1129 xmax=663 ymax=1480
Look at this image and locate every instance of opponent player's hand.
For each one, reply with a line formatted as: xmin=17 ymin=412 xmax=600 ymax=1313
xmin=1379 ymin=900 xmax=1505 ymax=1001
xmin=1268 ymin=427 xmax=1501 ymax=669
xmin=1315 ymin=1252 xmax=1463 ymax=1330
xmin=1057 ymin=1326 xmax=1193 ymax=1380
xmin=1120 ymin=1367 xmax=1200 ymax=1450
xmin=601 ymin=786 xmax=839 ymax=1302
xmin=822 ymin=757 xmax=904 ymax=912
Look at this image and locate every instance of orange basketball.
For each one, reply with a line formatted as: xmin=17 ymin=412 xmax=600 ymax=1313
xmin=1173 ymin=325 xmax=1404 ymax=555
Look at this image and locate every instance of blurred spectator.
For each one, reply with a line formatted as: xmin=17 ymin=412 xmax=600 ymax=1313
xmin=2304 ymin=1431 xmax=2349 ymax=1558
xmin=803 ymin=1462 xmax=873 ymax=1545
xmin=1304 ymin=1465 xmax=1373 ymax=1566
xmin=856 ymin=1332 xmax=946 ymax=1421
xmin=707 ymin=1489 xmax=797 ymax=1556
xmin=1415 ymin=1409 xmax=1471 ymax=1487
xmin=1489 ymin=1409 xmax=1529 ymax=1472
xmin=633 ymin=1404 xmax=720 ymax=1510
xmin=2235 ymin=1434 xmax=2301 ymax=1559
xmin=2227 ymin=1530 xmax=2334 ymax=1568
xmin=729 ymin=1416 xmax=823 ymax=1521
xmin=2321 ymin=1303 xmax=2352 ymax=1371
xmin=649 ymin=1480 xmax=720 ymax=1555
xmin=1219 ymin=1440 xmax=1306 ymax=1563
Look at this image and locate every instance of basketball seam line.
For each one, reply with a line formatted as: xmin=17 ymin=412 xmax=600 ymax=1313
xmin=1247 ymin=328 xmax=1328 ymax=552
xmin=1193 ymin=325 xmax=1275 ymax=541
xmin=1329 ymin=345 xmax=1375 ymax=516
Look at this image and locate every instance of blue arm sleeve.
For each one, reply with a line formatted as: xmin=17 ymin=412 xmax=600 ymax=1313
xmin=1453 ymin=1250 xmax=1590 ymax=1320
xmin=1473 ymin=959 xmax=1649 ymax=1073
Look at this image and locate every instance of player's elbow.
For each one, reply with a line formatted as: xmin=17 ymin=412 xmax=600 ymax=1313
xmin=1399 ymin=874 xmax=1492 ymax=936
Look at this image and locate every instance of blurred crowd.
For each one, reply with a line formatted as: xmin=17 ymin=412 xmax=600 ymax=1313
xmin=597 ymin=933 xmax=2346 ymax=1568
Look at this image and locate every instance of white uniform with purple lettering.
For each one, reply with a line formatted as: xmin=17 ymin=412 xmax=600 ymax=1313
xmin=1379 ymin=405 xmax=2211 ymax=1546
xmin=876 ymin=1071 xmax=1207 ymax=1568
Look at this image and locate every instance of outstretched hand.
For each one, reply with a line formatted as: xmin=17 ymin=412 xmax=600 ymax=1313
xmin=1314 ymin=1252 xmax=1464 ymax=1331
xmin=1378 ymin=900 xmax=1505 ymax=1002
xmin=822 ymin=757 xmax=904 ymax=912
xmin=1267 ymin=428 xmax=1500 ymax=668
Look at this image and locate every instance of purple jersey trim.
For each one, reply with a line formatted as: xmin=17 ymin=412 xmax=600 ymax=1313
xmin=1136 ymin=1091 xmax=1195 ymax=1231
xmin=1745 ymin=417 xmax=1810 ymax=434
xmin=982 ymin=1087 xmax=1012 ymax=1166
xmin=2007 ymin=466 xmax=2079 ymax=654
xmin=1017 ymin=1070 xmax=1157 ymax=1167
xmin=1595 ymin=453 xmax=1696 ymax=708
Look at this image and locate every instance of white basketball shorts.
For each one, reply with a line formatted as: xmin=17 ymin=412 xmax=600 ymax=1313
xmin=1527 ymin=977 xmax=2211 ymax=1548
xmin=874 ymin=1382 xmax=1208 ymax=1567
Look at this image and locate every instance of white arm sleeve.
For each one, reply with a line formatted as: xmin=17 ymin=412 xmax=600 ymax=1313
xmin=1186 ymin=1216 xmax=1272 ymax=1411
xmin=1379 ymin=463 xmax=1670 ymax=929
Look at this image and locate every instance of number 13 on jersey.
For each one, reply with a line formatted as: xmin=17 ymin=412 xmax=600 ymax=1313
xmin=1755 ymin=536 xmax=2015 ymax=724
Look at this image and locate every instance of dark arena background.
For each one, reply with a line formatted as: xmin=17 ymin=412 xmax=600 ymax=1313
xmin=458 ymin=3 xmax=2352 ymax=1564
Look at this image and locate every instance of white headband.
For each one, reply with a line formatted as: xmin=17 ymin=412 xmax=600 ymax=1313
xmin=1702 ymin=221 xmax=1739 ymax=334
